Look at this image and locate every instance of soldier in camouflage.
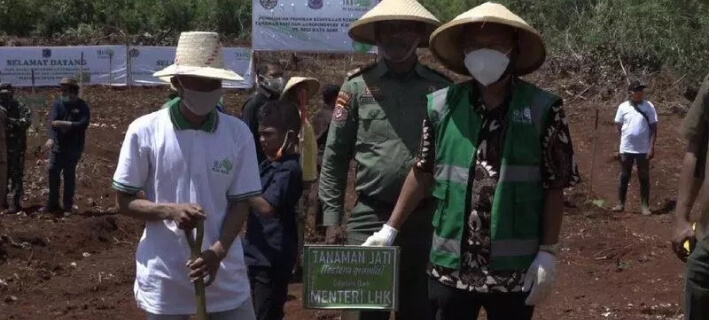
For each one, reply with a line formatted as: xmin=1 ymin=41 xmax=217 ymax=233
xmin=318 ymin=1 xmax=451 ymax=319
xmin=0 ymin=83 xmax=31 ymax=213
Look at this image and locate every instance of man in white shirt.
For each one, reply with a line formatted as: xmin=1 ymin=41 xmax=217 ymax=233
xmin=613 ymin=80 xmax=658 ymax=215
xmin=112 ymin=32 xmax=261 ymax=320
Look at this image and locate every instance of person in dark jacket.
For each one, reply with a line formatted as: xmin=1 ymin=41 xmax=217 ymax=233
xmin=241 ymin=60 xmax=285 ymax=164
xmin=41 ymin=77 xmax=90 ymax=216
xmin=244 ymin=100 xmax=303 ymax=320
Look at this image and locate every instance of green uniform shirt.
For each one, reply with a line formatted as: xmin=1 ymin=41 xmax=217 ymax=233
xmin=319 ymin=60 xmax=451 ymax=230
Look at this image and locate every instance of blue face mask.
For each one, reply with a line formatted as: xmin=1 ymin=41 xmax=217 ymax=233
xmin=61 ymin=96 xmax=71 ymax=103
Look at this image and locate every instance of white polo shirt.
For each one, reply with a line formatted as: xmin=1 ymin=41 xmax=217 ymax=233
xmin=112 ymin=99 xmax=261 ymax=315
xmin=614 ymin=100 xmax=658 ymax=154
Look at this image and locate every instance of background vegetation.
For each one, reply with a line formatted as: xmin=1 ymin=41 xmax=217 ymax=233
xmin=1 ymin=0 xmax=708 ymax=81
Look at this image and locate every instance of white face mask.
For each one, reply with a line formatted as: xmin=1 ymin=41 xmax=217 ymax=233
xmin=464 ymin=48 xmax=511 ymax=86
xmin=180 ymin=88 xmax=222 ymax=116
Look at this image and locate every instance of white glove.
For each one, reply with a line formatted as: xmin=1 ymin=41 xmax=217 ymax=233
xmin=362 ymin=224 xmax=398 ymax=247
xmin=522 ymin=251 xmax=557 ymax=306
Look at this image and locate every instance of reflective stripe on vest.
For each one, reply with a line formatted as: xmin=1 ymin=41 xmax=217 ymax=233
xmin=429 ymin=88 xmax=449 ymax=124
xmin=434 ymin=164 xmax=541 ymax=184
xmin=432 ymin=235 xmax=539 ymax=258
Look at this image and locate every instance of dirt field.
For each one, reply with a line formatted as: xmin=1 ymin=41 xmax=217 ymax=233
xmin=0 ymin=53 xmax=697 ymax=319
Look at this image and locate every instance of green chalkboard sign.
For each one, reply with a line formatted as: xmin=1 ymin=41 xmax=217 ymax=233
xmin=303 ymin=245 xmax=399 ymax=311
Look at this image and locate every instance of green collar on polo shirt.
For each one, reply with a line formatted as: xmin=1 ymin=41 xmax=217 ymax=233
xmin=167 ymin=97 xmax=218 ymax=133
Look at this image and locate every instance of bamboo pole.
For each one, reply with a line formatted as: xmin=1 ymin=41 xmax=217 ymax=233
xmin=184 ymin=224 xmax=208 ymax=320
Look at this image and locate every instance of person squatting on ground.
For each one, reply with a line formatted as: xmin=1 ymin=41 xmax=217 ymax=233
xmin=318 ymin=0 xmax=451 ymax=319
xmin=242 ymin=60 xmax=286 ymax=164
xmin=243 ymin=100 xmax=304 ymax=320
xmin=42 ymin=77 xmax=90 ymax=216
xmin=672 ymin=72 xmax=709 ymax=320
xmin=612 ymin=80 xmax=658 ymax=215
xmin=112 ymin=31 xmax=261 ymax=320
xmin=365 ymin=3 xmax=580 ymax=320
xmin=0 ymin=83 xmax=30 ymax=214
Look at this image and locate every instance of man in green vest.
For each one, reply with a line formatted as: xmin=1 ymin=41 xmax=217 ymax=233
xmin=318 ymin=0 xmax=450 ymax=319
xmin=362 ymin=3 xmax=579 ymax=319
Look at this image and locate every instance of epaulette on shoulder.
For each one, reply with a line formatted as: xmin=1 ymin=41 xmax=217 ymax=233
xmin=345 ymin=62 xmax=377 ymax=81
xmin=421 ymin=63 xmax=454 ymax=83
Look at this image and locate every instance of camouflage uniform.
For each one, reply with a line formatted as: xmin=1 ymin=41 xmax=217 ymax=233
xmin=3 ymin=98 xmax=31 ymax=209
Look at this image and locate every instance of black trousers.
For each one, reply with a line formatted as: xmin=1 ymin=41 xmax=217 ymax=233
xmin=429 ymin=278 xmax=534 ymax=320
xmin=618 ymin=153 xmax=650 ymax=205
xmin=48 ymin=150 xmax=82 ymax=209
xmin=685 ymin=239 xmax=709 ymax=319
xmin=248 ymin=267 xmax=292 ymax=320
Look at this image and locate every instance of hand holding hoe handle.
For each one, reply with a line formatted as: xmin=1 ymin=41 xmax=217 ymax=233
xmin=185 ymin=222 xmax=208 ymax=320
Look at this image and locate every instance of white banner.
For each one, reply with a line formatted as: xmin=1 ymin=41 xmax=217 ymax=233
xmin=128 ymin=46 xmax=253 ymax=89
xmin=252 ymin=0 xmax=379 ymax=53
xmin=0 ymin=46 xmax=127 ymax=87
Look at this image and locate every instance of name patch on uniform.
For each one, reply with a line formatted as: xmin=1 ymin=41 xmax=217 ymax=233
xmin=333 ymin=91 xmax=351 ymax=123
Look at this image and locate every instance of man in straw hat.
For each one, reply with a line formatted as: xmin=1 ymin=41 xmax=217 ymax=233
xmin=279 ymin=76 xmax=320 ymax=280
xmin=42 ymin=77 xmax=90 ymax=216
xmin=318 ymin=0 xmax=451 ymax=319
xmin=370 ymin=2 xmax=580 ymax=319
xmin=112 ymin=31 xmax=260 ymax=320
xmin=672 ymin=72 xmax=709 ymax=319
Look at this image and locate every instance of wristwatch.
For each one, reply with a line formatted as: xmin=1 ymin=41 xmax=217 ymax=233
xmin=539 ymin=244 xmax=560 ymax=256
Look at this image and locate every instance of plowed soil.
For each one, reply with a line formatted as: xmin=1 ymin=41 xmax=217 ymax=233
xmin=0 ymin=52 xmax=696 ymax=319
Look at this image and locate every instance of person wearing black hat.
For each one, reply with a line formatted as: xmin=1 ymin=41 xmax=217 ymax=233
xmin=612 ymin=80 xmax=658 ymax=216
xmin=41 ymin=77 xmax=91 ymax=216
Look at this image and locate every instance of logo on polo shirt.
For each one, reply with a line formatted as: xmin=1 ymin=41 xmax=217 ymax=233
xmin=212 ymin=159 xmax=234 ymax=175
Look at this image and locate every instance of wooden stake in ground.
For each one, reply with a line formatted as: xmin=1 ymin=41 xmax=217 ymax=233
xmin=184 ymin=223 xmax=208 ymax=320
xmin=590 ymin=107 xmax=599 ymax=194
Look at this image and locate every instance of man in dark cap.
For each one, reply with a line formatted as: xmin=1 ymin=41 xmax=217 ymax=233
xmin=42 ymin=77 xmax=90 ymax=216
xmin=612 ymin=80 xmax=658 ymax=215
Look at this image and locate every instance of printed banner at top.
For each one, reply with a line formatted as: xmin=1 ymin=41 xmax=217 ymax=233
xmin=252 ymin=0 xmax=379 ymax=53
xmin=129 ymin=46 xmax=254 ymax=89
xmin=0 ymin=46 xmax=128 ymax=87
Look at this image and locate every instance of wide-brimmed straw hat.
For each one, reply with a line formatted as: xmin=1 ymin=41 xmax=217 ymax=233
xmin=348 ymin=0 xmax=441 ymax=48
xmin=154 ymin=31 xmax=243 ymax=81
xmin=429 ymin=2 xmax=546 ymax=76
xmin=282 ymin=77 xmax=321 ymax=101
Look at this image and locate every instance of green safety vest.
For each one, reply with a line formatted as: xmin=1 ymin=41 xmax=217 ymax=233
xmin=427 ymin=80 xmax=560 ymax=271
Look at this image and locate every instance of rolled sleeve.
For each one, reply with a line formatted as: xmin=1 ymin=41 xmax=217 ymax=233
xmin=228 ymin=128 xmax=262 ymax=202
xmin=683 ymin=74 xmax=709 ymax=141
xmin=263 ymin=167 xmax=302 ymax=212
xmin=112 ymin=123 xmax=149 ymax=194
xmin=542 ymin=102 xmax=581 ymax=189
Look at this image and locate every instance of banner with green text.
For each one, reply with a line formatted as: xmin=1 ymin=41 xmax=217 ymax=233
xmin=252 ymin=0 xmax=379 ymax=53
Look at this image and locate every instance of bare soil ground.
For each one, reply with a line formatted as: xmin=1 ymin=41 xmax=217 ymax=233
xmin=0 ymin=52 xmax=697 ymax=319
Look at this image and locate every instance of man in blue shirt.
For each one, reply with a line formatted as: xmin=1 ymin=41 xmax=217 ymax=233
xmin=243 ymin=100 xmax=303 ymax=320
xmin=41 ymin=77 xmax=90 ymax=216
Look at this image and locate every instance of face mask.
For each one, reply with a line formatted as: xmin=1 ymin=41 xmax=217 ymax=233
xmin=464 ymin=48 xmax=511 ymax=86
xmin=259 ymin=76 xmax=285 ymax=94
xmin=378 ymin=36 xmax=419 ymax=63
xmin=180 ymin=88 xmax=222 ymax=116
xmin=61 ymin=96 xmax=71 ymax=103
xmin=270 ymin=130 xmax=295 ymax=161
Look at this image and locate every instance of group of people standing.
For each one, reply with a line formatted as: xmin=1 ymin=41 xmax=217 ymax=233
xmin=106 ymin=1 xmax=709 ymax=320
xmin=0 ymin=77 xmax=90 ymax=217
